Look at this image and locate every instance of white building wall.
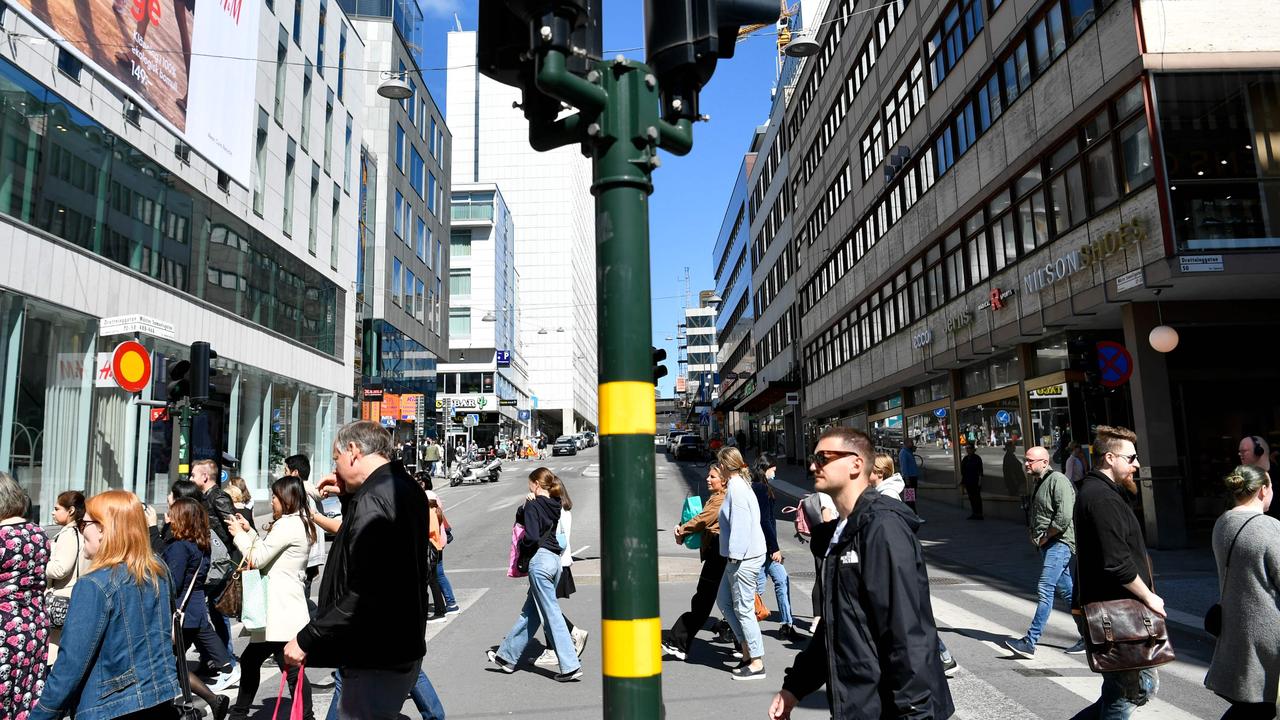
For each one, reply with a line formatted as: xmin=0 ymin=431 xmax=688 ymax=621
xmin=446 ymin=31 xmax=598 ymax=433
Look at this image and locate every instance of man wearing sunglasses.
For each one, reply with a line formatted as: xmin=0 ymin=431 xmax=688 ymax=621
xmin=768 ymin=427 xmax=953 ymax=720
xmin=1072 ymin=425 xmax=1163 ymax=718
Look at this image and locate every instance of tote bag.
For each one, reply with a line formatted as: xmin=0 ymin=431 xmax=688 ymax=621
xmin=679 ymin=496 xmax=703 ymax=550
xmin=507 ymin=523 xmax=528 ymax=578
xmin=240 ymin=568 xmax=268 ymax=632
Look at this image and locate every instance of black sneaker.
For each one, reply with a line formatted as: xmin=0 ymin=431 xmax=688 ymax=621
xmin=730 ymin=664 xmax=766 ymax=681
xmin=554 ymin=668 xmax=583 ymax=682
xmin=660 ymin=640 xmax=687 ymax=661
xmin=486 ymin=649 xmax=516 ymax=673
xmin=941 ymin=655 xmax=959 ymax=678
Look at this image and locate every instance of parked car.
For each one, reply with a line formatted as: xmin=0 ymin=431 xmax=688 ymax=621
xmin=654 ymin=434 xmax=666 ymax=447
xmin=553 ymin=435 xmax=578 ymax=456
xmin=674 ymin=434 xmax=706 ymax=461
xmin=665 ymin=431 xmax=688 ymax=454
xmin=583 ymin=431 xmax=597 ymax=447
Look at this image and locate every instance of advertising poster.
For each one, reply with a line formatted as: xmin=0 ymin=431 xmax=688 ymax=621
xmin=9 ymin=0 xmax=260 ymax=184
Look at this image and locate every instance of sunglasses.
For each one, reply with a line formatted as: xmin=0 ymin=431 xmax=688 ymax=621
xmin=1114 ymin=453 xmax=1138 ymax=464
xmin=808 ymin=450 xmax=859 ymax=468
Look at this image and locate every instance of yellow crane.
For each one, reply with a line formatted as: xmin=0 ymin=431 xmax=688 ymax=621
xmin=737 ymin=0 xmax=801 ymax=54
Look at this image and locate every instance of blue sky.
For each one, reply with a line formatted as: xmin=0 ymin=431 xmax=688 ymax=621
xmin=415 ymin=1 xmax=779 ymax=398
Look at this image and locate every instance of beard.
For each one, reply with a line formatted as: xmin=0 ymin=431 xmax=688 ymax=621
xmin=1118 ymin=475 xmax=1138 ymax=495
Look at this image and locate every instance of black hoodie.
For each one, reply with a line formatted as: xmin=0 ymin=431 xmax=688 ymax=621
xmin=516 ymin=495 xmax=563 ymax=558
xmin=782 ymin=490 xmax=954 ymax=720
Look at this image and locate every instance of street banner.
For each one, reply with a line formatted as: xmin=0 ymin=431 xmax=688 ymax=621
xmin=9 ymin=0 xmax=261 ymax=185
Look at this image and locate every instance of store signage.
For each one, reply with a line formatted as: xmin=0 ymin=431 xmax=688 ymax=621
xmin=1030 ymin=384 xmax=1068 ymax=398
xmin=724 ymin=372 xmax=739 ymax=380
xmin=1116 ymin=269 xmax=1145 ymax=293
xmin=499 ymin=399 xmax=518 ymax=407
xmin=1178 ymin=254 xmax=1224 ymax=273
xmin=99 ymin=314 xmax=176 ymax=340
xmin=977 ymin=288 xmax=1015 ymax=311
xmin=911 ymin=329 xmax=933 ymax=348
xmin=364 ymin=388 xmax=384 ymax=402
xmin=945 ymin=310 xmax=973 ymax=333
xmin=1024 ymin=219 xmax=1147 ymax=294
xmin=111 ymin=341 xmax=152 ymax=394
xmin=439 ymin=395 xmax=490 ymax=410
xmin=785 ymin=392 xmax=800 ymax=405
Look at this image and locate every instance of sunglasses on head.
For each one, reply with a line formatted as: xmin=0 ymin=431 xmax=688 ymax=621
xmin=808 ymin=450 xmax=859 ymax=468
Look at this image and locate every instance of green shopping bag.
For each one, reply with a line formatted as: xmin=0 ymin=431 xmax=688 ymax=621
xmin=679 ymin=496 xmax=703 ymax=550
xmin=240 ymin=568 xmax=268 ymax=633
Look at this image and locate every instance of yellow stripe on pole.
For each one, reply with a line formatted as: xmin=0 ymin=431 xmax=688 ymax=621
xmin=602 ymin=617 xmax=662 ymax=678
xmin=599 ymin=381 xmax=656 ymax=436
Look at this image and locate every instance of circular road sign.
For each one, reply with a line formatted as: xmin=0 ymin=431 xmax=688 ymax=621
xmin=995 ymin=410 xmax=1011 ymax=425
xmin=933 ymin=407 xmax=948 ymax=418
xmin=111 ymin=341 xmax=152 ymax=394
xmin=1096 ymin=341 xmax=1134 ymax=388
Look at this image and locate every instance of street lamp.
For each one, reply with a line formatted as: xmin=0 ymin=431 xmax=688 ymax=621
xmin=782 ymin=32 xmax=820 ymax=57
xmin=1148 ymin=289 xmax=1179 ymax=353
xmin=377 ymin=72 xmax=413 ymax=100
xmin=481 ymin=310 xmax=497 ymax=322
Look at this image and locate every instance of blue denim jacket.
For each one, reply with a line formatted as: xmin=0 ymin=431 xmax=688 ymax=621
xmin=31 ymin=565 xmax=180 ymax=720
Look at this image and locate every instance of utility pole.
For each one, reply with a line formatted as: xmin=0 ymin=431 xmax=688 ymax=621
xmin=477 ymin=1 xmax=777 ymax=715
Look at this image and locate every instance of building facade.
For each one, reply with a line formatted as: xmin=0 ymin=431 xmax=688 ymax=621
xmin=711 ymin=147 xmax=759 ymax=444
xmin=438 ymin=183 xmax=531 ymax=448
xmin=446 ymin=30 xmax=598 ymax=440
xmin=348 ymin=3 xmax=451 ymax=443
xmin=0 ymin=0 xmax=366 ymax=517
xmin=681 ymin=296 xmax=719 ymax=438
xmin=785 ymin=0 xmax=1280 ymax=545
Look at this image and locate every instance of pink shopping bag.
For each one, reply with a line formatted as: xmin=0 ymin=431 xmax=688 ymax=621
xmin=272 ymin=661 xmax=306 ymax=720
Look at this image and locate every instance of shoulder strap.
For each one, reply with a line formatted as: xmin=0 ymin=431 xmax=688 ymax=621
xmin=72 ymin=529 xmax=81 ymax=582
xmin=1222 ymin=513 xmax=1264 ymax=584
xmin=177 ymin=549 xmax=201 ymax=612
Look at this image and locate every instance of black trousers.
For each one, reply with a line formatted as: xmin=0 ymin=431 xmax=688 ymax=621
xmin=1221 ymin=702 xmax=1277 ymax=720
xmin=231 ymin=641 xmax=313 ymax=720
xmin=665 ymin=553 xmax=728 ymax=652
xmin=963 ymin=482 xmax=984 ymax=518
xmin=427 ymin=552 xmax=446 ymax=617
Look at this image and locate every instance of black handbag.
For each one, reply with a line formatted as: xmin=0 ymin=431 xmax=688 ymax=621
xmin=1204 ymin=513 xmax=1262 ymax=636
xmin=43 ymin=530 xmax=80 ymax=628
xmin=172 ymin=567 xmax=204 ymax=720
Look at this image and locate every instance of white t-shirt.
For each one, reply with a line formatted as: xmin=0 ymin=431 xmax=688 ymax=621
xmin=817 ymin=492 xmax=836 ymax=521
xmin=825 ymin=517 xmax=849 ymax=558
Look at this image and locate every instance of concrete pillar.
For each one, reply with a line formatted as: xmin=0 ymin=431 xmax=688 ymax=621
xmin=1122 ymin=303 xmax=1187 ymax=549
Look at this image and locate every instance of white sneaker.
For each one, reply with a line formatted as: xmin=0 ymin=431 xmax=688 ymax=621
xmin=571 ymin=627 xmax=589 ymax=657
xmin=533 ymin=648 xmax=559 ymax=667
xmin=208 ymin=665 xmax=240 ymax=692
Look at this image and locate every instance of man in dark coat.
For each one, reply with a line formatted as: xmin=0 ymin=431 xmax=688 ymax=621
xmin=768 ymin=427 xmax=954 ymax=720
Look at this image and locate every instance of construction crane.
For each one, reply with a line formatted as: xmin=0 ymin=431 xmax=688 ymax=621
xmin=737 ymin=0 xmax=800 ymax=54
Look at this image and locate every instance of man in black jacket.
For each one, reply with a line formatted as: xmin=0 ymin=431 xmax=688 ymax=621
xmin=284 ymin=420 xmax=434 ymax=720
xmin=768 ymin=427 xmax=953 ymax=720
xmin=191 ymin=457 xmax=242 ymax=689
xmin=1072 ymin=425 xmax=1162 ymax=718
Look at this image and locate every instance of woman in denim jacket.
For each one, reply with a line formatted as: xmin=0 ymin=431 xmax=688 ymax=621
xmin=31 ymin=490 xmax=180 ymax=720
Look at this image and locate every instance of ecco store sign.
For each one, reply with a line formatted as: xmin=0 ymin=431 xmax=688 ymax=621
xmin=911 ymin=329 xmax=933 ymax=348
xmin=1023 ymin=219 xmax=1147 ymax=294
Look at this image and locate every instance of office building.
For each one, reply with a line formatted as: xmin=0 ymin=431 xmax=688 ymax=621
xmin=446 ymin=30 xmax=598 ymax=440
xmin=681 ymin=294 xmax=719 ymax=437
xmin=787 ymin=0 xmax=1280 ymax=544
xmin=711 ymin=146 xmax=759 ymax=445
xmin=0 ymin=0 xmax=366 ymax=515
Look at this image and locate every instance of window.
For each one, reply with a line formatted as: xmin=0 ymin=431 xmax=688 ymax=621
xmin=330 ymin=185 xmax=340 ymax=270
xmin=323 ymin=90 xmax=333 ymax=172
xmin=301 ymin=62 xmax=312 ymax=152
xmin=403 ymin=206 xmax=412 ymax=247
xmin=337 ymin=24 xmax=347 ymax=100
xmin=1066 ymin=0 xmax=1096 ymax=37
xmin=253 ymin=108 xmax=268 ymax=216
xmin=393 ymin=190 xmax=403 ymax=237
xmin=308 ymin=164 xmax=319 ymax=255
xmin=861 ymin=120 xmax=884 ymax=180
xmin=451 ymin=229 xmax=471 ymax=257
xmin=56 ymin=49 xmax=81 ymax=81
xmin=428 ymin=173 xmax=437 ymax=215
xmin=430 ymin=117 xmax=437 ymax=157
xmin=449 ymin=307 xmax=470 ymax=338
xmin=343 ymin=115 xmax=352 ymax=193
xmin=1086 ymin=144 xmax=1119 ymax=211
xmin=392 ymin=258 xmax=402 ymax=305
xmin=415 ymin=278 xmax=426 ymax=323
xmin=1118 ymin=118 xmax=1153 ymax=192
xmin=415 ymin=216 xmax=426 ymax=261
xmin=292 ymin=0 xmax=302 ymax=44
xmin=395 ymin=124 xmax=405 ymax=170
xmin=317 ymin=0 xmax=327 ymax=75
xmin=410 ymin=148 xmax=424 ymax=197
xmin=274 ymin=28 xmax=287 ymax=124
xmin=450 ymin=270 xmax=471 ymax=296
xmin=928 ymin=0 xmax=983 ymax=89
xmin=283 ymin=138 xmax=296 ymax=236
xmin=405 ymin=269 xmax=415 ymax=312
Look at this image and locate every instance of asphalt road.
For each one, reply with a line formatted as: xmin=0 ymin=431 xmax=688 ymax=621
xmin=219 ymin=447 xmax=1228 ymax=719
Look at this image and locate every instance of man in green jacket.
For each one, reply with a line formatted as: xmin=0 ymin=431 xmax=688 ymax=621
xmin=1006 ymin=445 xmax=1086 ymax=657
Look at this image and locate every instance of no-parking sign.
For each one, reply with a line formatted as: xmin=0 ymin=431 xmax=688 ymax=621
xmin=1096 ymin=341 xmax=1134 ymax=388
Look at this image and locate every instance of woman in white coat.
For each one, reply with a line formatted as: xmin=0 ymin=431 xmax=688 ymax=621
xmin=45 ymin=490 xmax=90 ymax=664
xmin=225 ymin=476 xmax=316 ymax=720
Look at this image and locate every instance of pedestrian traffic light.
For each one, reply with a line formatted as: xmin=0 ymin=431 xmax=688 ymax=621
xmin=189 ymin=341 xmax=218 ymax=401
xmin=166 ymin=358 xmax=190 ymax=405
xmin=652 ymin=346 xmax=668 ymax=384
xmin=644 ymin=0 xmax=780 ymax=122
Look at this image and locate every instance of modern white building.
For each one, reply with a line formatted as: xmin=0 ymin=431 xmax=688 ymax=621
xmin=347 ymin=0 xmax=450 ymax=442
xmin=682 ymin=295 xmax=719 ymax=437
xmin=0 ymin=0 xmax=367 ymax=516
xmin=445 ymin=30 xmax=597 ymax=440
xmin=437 ymin=183 xmax=530 ymax=448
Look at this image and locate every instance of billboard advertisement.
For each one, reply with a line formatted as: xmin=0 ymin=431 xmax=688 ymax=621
xmin=10 ymin=0 xmax=260 ymax=185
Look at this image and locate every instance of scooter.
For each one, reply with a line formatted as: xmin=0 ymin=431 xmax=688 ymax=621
xmin=448 ymin=456 xmax=503 ymax=487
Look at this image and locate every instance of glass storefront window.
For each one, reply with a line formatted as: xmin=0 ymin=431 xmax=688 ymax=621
xmin=909 ymin=377 xmax=949 ymax=406
xmin=956 ymin=397 xmax=1025 ymax=497
xmin=1034 ymin=336 xmax=1070 ymax=375
xmin=907 ymin=409 xmax=954 ymax=487
xmin=873 ymin=394 xmax=902 ymax=414
xmin=1027 ymin=383 xmax=1074 ymax=465
xmin=871 ymin=414 xmax=903 ymax=453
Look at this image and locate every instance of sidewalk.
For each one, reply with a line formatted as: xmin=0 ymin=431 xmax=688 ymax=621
xmin=761 ymin=453 xmax=1217 ymax=638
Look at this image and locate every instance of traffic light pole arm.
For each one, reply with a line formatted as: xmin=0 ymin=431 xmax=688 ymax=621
xmin=529 ymin=112 xmax=588 ymax=152
xmin=657 ymin=118 xmax=693 ymax=156
xmin=536 ymin=48 xmax=607 ymax=114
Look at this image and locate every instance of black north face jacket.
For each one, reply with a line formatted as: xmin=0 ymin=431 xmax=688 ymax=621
xmin=782 ymin=490 xmax=954 ymax=719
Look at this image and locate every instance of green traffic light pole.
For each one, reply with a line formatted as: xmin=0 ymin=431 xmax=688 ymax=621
xmin=524 ymin=44 xmax=692 ymax=718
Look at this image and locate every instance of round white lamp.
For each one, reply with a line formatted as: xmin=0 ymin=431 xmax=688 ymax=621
xmin=1148 ymin=325 xmax=1179 ymax=353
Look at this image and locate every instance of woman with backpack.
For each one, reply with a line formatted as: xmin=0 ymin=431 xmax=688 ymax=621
xmin=750 ymin=455 xmax=796 ymax=641
xmin=661 ymin=462 xmax=728 ymax=662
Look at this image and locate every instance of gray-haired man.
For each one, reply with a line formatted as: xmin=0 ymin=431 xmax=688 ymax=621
xmin=1006 ymin=445 xmax=1085 ymax=657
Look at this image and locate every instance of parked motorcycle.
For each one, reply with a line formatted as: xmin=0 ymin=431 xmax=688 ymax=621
xmin=448 ymin=456 xmax=502 ymax=487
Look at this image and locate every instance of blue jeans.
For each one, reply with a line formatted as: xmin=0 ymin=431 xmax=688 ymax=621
xmin=1071 ymin=669 xmax=1156 ymax=719
xmin=325 ymin=666 xmax=442 ymax=720
xmin=496 ymin=548 xmax=580 ymax=673
xmin=755 ymin=557 xmax=793 ymax=625
xmin=436 ymin=560 xmax=457 ymax=607
xmin=717 ymin=554 xmax=765 ymax=659
xmin=1026 ymin=540 xmax=1073 ymax=646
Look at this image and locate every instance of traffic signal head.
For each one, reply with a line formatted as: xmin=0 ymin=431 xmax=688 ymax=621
xmin=189 ymin=341 xmax=218 ymax=401
xmin=652 ymin=346 xmax=669 ymax=384
xmin=644 ymin=0 xmax=780 ymax=122
xmin=477 ymin=0 xmax=600 ymax=89
xmin=166 ymin=358 xmax=190 ymax=405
